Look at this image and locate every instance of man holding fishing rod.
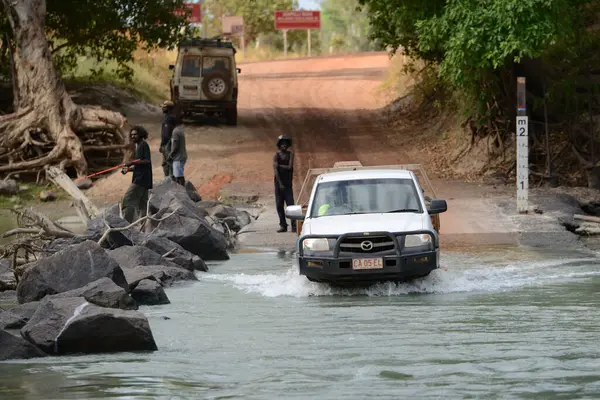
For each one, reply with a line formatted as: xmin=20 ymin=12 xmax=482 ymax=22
xmin=121 ymin=125 xmax=153 ymax=223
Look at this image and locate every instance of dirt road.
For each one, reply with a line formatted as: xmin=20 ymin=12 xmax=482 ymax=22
xmin=88 ymin=52 xmax=406 ymax=202
xmin=87 ymin=52 xmax=560 ymax=250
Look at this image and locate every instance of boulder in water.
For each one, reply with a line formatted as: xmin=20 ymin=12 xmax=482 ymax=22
xmin=21 ymin=297 xmax=157 ymax=355
xmin=17 ymin=241 xmax=128 ymax=304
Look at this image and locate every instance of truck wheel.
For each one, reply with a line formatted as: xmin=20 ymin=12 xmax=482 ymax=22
xmin=202 ymin=70 xmax=231 ymax=100
xmin=226 ymin=108 xmax=237 ymax=126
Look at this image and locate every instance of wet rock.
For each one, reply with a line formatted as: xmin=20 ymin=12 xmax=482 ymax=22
xmin=75 ymin=178 xmax=94 ymax=190
xmin=0 ymin=259 xmax=16 ymax=291
xmin=0 ymin=302 xmax=40 ymax=330
xmin=131 ymin=279 xmax=170 ymax=306
xmin=108 ymin=245 xmax=181 ymax=270
xmin=50 ymin=278 xmax=137 ymax=310
xmin=123 ymin=265 xmax=196 ymax=288
xmin=203 ymin=203 xmax=253 ymax=232
xmin=107 ymin=246 xmax=198 ymax=286
xmin=0 ymin=179 xmax=18 ymax=196
xmin=17 ymin=240 xmax=128 ymax=304
xmin=21 ymin=297 xmax=157 ymax=355
xmin=138 ymin=235 xmax=208 ymax=272
xmin=39 ymin=190 xmax=57 ymax=202
xmin=0 ymin=329 xmax=46 ymax=361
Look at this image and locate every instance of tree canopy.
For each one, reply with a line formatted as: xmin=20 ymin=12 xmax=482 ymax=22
xmin=320 ymin=0 xmax=380 ymax=53
xmin=1 ymin=0 xmax=191 ymax=80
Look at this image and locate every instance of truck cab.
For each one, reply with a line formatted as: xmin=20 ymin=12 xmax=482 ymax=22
xmin=285 ymin=168 xmax=448 ymax=286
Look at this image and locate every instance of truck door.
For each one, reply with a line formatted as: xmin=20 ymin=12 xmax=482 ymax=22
xmin=179 ymin=52 xmax=202 ymax=100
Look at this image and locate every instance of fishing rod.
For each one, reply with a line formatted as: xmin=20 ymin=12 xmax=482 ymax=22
xmin=74 ymin=159 xmax=142 ymax=182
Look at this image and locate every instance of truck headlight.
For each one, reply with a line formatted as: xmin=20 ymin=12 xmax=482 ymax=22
xmin=303 ymin=238 xmax=330 ymax=252
xmin=404 ymin=234 xmax=432 ymax=248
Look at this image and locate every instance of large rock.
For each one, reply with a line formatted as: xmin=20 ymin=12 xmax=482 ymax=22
xmin=107 ymin=246 xmax=198 ymax=287
xmin=0 ymin=302 xmax=40 ymax=330
xmin=107 ymin=245 xmax=182 ymax=270
xmin=0 ymin=329 xmax=46 ymax=361
xmin=51 ymin=278 xmax=137 ymax=310
xmin=146 ymin=180 xmax=229 ymax=260
xmin=202 ymin=203 xmax=254 ymax=233
xmin=131 ymin=279 xmax=170 ymax=306
xmin=150 ymin=178 xmax=201 ymax=207
xmin=86 ymin=214 xmax=143 ymax=250
xmin=124 ymin=265 xmax=197 ymax=288
xmin=0 ymin=259 xmax=16 ymax=291
xmin=17 ymin=241 xmax=129 ymax=304
xmin=21 ymin=297 xmax=157 ymax=355
xmin=138 ymin=235 xmax=208 ymax=272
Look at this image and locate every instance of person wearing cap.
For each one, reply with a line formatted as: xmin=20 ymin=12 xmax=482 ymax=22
xmin=121 ymin=125 xmax=153 ymax=223
xmin=160 ymin=100 xmax=177 ymax=178
xmin=273 ymin=135 xmax=296 ymax=233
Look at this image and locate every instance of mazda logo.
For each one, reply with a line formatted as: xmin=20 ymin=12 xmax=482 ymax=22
xmin=360 ymin=241 xmax=373 ymax=251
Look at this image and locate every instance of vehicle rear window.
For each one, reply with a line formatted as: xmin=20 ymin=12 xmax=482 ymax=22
xmin=310 ymin=178 xmax=423 ymax=218
xmin=202 ymin=56 xmax=231 ymax=74
xmin=181 ymin=55 xmax=201 ymax=77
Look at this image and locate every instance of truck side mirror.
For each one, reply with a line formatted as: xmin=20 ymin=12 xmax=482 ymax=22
xmin=427 ymin=199 xmax=447 ymax=214
xmin=285 ymin=205 xmax=305 ymax=220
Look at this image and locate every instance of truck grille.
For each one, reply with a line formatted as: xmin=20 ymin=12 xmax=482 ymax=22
xmin=339 ymin=235 xmax=395 ymax=254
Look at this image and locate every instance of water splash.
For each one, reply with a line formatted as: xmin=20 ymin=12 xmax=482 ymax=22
xmin=205 ymin=256 xmax=600 ymax=298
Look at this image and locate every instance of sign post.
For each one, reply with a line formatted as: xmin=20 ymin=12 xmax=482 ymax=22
xmin=516 ymin=77 xmax=528 ymax=214
xmin=274 ymin=10 xmax=321 ymax=57
xmin=222 ymin=16 xmax=245 ymax=57
xmin=173 ymin=3 xmax=202 ymax=24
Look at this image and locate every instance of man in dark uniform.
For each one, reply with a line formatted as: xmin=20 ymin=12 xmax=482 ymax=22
xmin=160 ymin=100 xmax=177 ymax=179
xmin=121 ymin=126 xmax=153 ymax=223
xmin=273 ymin=135 xmax=296 ymax=233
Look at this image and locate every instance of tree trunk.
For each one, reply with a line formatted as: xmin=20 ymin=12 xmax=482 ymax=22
xmin=0 ymin=0 xmax=127 ymax=177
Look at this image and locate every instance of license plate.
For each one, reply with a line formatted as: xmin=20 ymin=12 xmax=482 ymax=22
xmin=352 ymin=258 xmax=383 ymax=270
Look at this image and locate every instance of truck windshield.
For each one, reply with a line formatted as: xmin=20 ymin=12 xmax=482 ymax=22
xmin=309 ymin=178 xmax=423 ymax=218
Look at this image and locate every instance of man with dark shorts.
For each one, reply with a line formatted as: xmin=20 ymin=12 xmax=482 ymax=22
xmin=121 ymin=126 xmax=153 ymax=222
xmin=273 ymin=135 xmax=296 ymax=233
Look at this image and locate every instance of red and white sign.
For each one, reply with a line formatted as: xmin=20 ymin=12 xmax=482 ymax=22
xmin=174 ymin=3 xmax=202 ymax=24
xmin=274 ymin=10 xmax=321 ymax=30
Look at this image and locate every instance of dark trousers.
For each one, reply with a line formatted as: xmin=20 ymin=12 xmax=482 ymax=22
xmin=275 ymin=184 xmax=296 ymax=230
xmin=122 ymin=183 xmax=149 ymax=223
xmin=160 ymin=148 xmax=172 ymax=178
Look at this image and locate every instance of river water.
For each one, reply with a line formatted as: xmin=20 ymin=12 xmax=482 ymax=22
xmin=2 ymin=245 xmax=600 ymax=399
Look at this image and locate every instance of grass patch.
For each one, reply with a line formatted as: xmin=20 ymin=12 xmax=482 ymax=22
xmin=0 ymin=185 xmax=67 ymax=208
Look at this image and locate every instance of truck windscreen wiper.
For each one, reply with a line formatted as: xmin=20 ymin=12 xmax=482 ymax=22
xmin=386 ymin=208 xmax=420 ymax=213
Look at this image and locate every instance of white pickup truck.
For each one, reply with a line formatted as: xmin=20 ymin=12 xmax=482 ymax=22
xmin=285 ymin=164 xmax=447 ymax=286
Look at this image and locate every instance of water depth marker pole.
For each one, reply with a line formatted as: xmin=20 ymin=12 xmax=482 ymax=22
xmin=516 ymin=77 xmax=528 ymax=214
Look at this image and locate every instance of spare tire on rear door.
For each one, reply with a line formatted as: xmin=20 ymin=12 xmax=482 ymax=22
xmin=201 ymin=70 xmax=231 ymax=100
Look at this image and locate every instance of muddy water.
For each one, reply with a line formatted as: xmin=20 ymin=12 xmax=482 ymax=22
xmin=2 ymin=246 xmax=600 ymax=399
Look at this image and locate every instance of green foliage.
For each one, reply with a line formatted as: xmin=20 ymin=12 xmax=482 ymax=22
xmin=320 ymin=0 xmax=381 ymax=53
xmin=1 ymin=0 xmax=191 ymax=80
xmin=358 ymin=0 xmax=597 ymax=122
xmin=48 ymin=0 xmax=192 ymax=79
